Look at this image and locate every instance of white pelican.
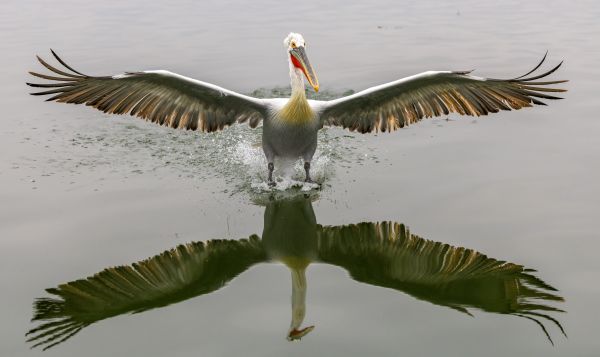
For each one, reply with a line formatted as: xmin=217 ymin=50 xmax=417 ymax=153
xmin=27 ymin=33 xmax=566 ymax=185
xmin=27 ymin=198 xmax=565 ymax=350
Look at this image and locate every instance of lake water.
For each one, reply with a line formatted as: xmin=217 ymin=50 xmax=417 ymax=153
xmin=1 ymin=0 xmax=599 ymax=356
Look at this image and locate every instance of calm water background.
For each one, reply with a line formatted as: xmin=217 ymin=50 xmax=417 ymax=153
xmin=1 ymin=0 xmax=599 ymax=356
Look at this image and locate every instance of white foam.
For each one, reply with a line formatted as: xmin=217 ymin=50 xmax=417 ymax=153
xmin=231 ymin=137 xmax=327 ymax=193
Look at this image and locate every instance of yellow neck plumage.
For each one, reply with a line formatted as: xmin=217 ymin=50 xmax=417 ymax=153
xmin=279 ymin=90 xmax=314 ymax=125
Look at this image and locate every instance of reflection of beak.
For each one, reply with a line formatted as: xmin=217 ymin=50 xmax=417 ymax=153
xmin=290 ymin=46 xmax=320 ymax=92
xmin=286 ymin=265 xmax=313 ymax=341
xmin=287 ymin=325 xmax=315 ymax=341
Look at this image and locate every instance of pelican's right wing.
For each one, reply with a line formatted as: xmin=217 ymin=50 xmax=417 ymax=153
xmin=27 ymin=50 xmax=267 ymax=131
xmin=317 ymin=222 xmax=565 ymax=342
xmin=27 ymin=237 xmax=266 ymax=350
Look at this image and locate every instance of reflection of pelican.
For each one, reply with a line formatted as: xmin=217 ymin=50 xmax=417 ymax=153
xmin=27 ymin=33 xmax=566 ymax=184
xmin=27 ymin=198 xmax=564 ymax=349
xmin=262 ymin=198 xmax=318 ymax=340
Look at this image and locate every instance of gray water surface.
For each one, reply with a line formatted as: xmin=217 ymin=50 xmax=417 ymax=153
xmin=1 ymin=0 xmax=599 ymax=356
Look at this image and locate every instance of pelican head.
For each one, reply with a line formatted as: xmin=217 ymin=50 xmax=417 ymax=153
xmin=284 ymin=33 xmax=319 ymax=92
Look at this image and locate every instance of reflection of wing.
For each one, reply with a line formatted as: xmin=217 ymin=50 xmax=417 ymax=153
xmin=317 ymin=222 xmax=565 ymax=343
xmin=28 ymin=236 xmax=265 ymax=350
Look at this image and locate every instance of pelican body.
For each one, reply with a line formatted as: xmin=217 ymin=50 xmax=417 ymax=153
xmin=262 ymin=34 xmax=321 ymax=183
xmin=27 ymin=33 xmax=567 ymax=185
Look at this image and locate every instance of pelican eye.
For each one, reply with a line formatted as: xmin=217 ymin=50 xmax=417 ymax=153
xmin=291 ymin=41 xmax=297 ymax=48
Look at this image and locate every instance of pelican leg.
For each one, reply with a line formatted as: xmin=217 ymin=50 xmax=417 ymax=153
xmin=304 ymin=162 xmax=314 ymax=183
xmin=268 ymin=162 xmax=276 ymax=187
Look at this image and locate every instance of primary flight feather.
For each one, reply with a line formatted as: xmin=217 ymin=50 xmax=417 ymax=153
xmin=27 ymin=33 xmax=567 ymax=185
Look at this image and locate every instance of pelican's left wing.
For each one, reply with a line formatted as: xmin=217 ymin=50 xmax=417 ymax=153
xmin=318 ymin=54 xmax=567 ymax=133
xmin=27 ymin=50 xmax=267 ymax=132
xmin=27 ymin=237 xmax=266 ymax=350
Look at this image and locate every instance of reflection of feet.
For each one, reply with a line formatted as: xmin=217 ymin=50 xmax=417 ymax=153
xmin=287 ymin=325 xmax=315 ymax=341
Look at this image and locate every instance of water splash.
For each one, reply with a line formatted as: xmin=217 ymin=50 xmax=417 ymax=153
xmin=35 ymin=87 xmax=382 ymax=197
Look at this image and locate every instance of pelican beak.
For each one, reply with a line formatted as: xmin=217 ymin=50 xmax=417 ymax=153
xmin=287 ymin=325 xmax=315 ymax=341
xmin=290 ymin=46 xmax=319 ymax=92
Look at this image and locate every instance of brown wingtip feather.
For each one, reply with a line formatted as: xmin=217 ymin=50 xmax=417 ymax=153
xmin=27 ymin=51 xmax=95 ymax=98
xmin=50 ymin=49 xmax=88 ymax=77
xmin=322 ymin=53 xmax=567 ymax=134
xmin=513 ymin=51 xmax=548 ymax=80
xmin=510 ymin=56 xmax=565 ymax=83
xmin=26 ymin=50 xmax=265 ymax=132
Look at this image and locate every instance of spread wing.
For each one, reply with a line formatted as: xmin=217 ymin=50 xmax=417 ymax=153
xmin=27 ymin=237 xmax=266 ymax=350
xmin=319 ymin=54 xmax=567 ymax=133
xmin=27 ymin=50 xmax=267 ymax=132
xmin=317 ymin=222 xmax=565 ymax=343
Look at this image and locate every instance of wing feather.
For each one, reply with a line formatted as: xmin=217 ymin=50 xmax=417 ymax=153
xmin=316 ymin=222 xmax=565 ymax=342
xmin=319 ymin=55 xmax=567 ymax=133
xmin=27 ymin=237 xmax=266 ymax=350
xmin=27 ymin=51 xmax=267 ymax=132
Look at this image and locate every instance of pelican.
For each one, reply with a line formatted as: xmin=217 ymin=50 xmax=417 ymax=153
xmin=27 ymin=33 xmax=567 ymax=185
xmin=26 ymin=197 xmax=565 ymax=350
